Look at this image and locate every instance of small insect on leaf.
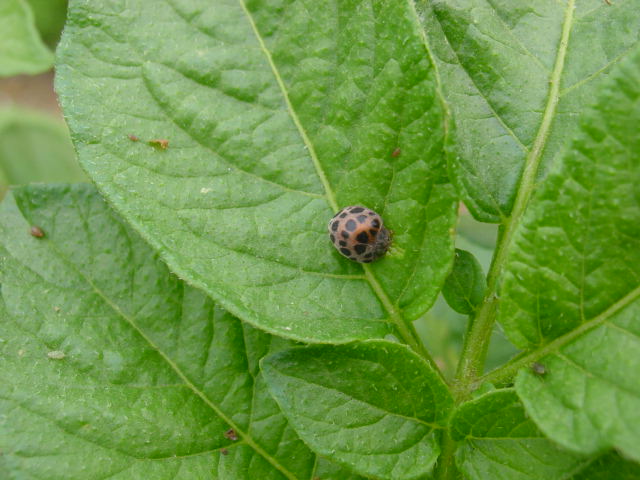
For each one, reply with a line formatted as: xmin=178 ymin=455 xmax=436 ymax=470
xmin=220 ymin=448 xmax=229 ymax=456
xmin=148 ymin=139 xmax=169 ymax=150
xmin=391 ymin=147 xmax=401 ymax=157
xmin=531 ymin=362 xmax=547 ymax=376
xmin=327 ymin=206 xmax=392 ymax=263
xmin=30 ymin=226 xmax=45 ymax=238
xmin=47 ymin=350 xmax=66 ymax=360
xmin=223 ymin=428 xmax=238 ymax=441
xmin=128 ymin=134 xmax=140 ymax=142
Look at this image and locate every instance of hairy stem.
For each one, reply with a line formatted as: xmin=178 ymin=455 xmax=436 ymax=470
xmin=451 ymin=0 xmax=575 ymax=402
xmin=433 ymin=432 xmax=457 ymax=480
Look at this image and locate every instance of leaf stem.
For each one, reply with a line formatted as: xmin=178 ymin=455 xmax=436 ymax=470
xmin=451 ymin=0 xmax=575 ymax=402
xmin=433 ymin=431 xmax=457 ymax=480
xmin=363 ymin=266 xmax=441 ymax=375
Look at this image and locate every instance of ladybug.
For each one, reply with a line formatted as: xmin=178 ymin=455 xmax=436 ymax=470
xmin=327 ymin=206 xmax=392 ymax=263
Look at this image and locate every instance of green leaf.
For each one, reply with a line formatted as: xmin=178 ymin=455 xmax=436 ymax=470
xmin=262 ymin=340 xmax=453 ymax=480
xmin=451 ymin=389 xmax=639 ymax=480
xmin=0 ymin=183 xmax=343 ymax=479
xmin=25 ymin=0 xmax=68 ymax=47
xmin=494 ymin=45 xmax=640 ymax=459
xmin=417 ymin=0 xmax=640 ymax=221
xmin=313 ymin=459 xmax=368 ymax=480
xmin=499 ymin=44 xmax=640 ymax=348
xmin=571 ymin=452 xmax=640 ymax=480
xmin=516 ymin=300 xmax=640 ymax=462
xmin=442 ymin=249 xmax=485 ymax=314
xmin=0 ymin=108 xmax=86 ymax=197
xmin=55 ymin=0 xmax=457 ymax=344
xmin=0 ymin=0 xmax=53 ymax=77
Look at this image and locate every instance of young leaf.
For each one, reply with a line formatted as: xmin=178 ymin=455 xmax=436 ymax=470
xmin=496 ymin=46 xmax=640 ymax=459
xmin=262 ymin=340 xmax=453 ymax=480
xmin=451 ymin=389 xmax=639 ymax=480
xmin=418 ymin=0 xmax=640 ymax=221
xmin=0 ymin=0 xmax=53 ymax=77
xmin=55 ymin=0 xmax=457 ymax=344
xmin=0 ymin=184 xmax=344 ymax=480
xmin=442 ymin=249 xmax=486 ymax=314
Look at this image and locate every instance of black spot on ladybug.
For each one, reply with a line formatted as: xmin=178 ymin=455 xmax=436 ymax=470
xmin=330 ymin=234 xmax=335 ymax=243
xmin=340 ymin=247 xmax=351 ymax=256
xmin=368 ymin=211 xmax=375 ymax=215
xmin=340 ymin=212 xmax=347 ymax=218
xmin=354 ymin=244 xmax=367 ymax=255
xmin=345 ymin=219 xmax=357 ymax=231
xmin=350 ymin=207 xmax=364 ymax=213
xmin=331 ymin=221 xmax=339 ymax=232
xmin=341 ymin=230 xmax=349 ymax=239
xmin=339 ymin=240 xmax=347 ymax=247
xmin=356 ymin=231 xmax=369 ymax=243
xmin=371 ymin=219 xmax=380 ymax=228
xmin=369 ymin=229 xmax=378 ymax=236
xmin=364 ymin=252 xmax=373 ymax=258
xmin=357 ymin=215 xmax=367 ymax=223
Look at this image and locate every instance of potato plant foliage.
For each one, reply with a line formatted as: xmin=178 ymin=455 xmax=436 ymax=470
xmin=2 ymin=1 xmax=640 ymax=479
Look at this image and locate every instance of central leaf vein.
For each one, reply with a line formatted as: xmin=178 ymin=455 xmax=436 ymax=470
xmin=235 ymin=0 xmax=427 ymax=353
xmin=36 ymin=238 xmax=299 ymax=480
xmin=236 ymin=0 xmax=338 ymax=213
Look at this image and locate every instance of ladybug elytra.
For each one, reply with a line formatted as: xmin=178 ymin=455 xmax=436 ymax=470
xmin=327 ymin=206 xmax=392 ymax=263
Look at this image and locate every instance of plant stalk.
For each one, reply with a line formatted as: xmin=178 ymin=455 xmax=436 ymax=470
xmin=451 ymin=0 xmax=575 ymax=402
xmin=433 ymin=431 xmax=457 ymax=480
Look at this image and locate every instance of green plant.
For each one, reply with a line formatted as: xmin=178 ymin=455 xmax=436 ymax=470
xmin=2 ymin=1 xmax=639 ymax=479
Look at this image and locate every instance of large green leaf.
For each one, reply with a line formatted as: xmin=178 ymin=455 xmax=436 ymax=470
xmin=451 ymin=389 xmax=640 ymax=480
xmin=0 ymin=108 xmax=86 ymax=198
xmin=262 ymin=340 xmax=453 ymax=480
xmin=55 ymin=0 xmax=457 ymax=344
xmin=0 ymin=0 xmax=53 ymax=77
xmin=496 ymin=44 xmax=640 ymax=459
xmin=499 ymin=44 xmax=640 ymax=349
xmin=417 ymin=0 xmax=640 ymax=221
xmin=0 ymin=183 xmax=354 ymax=479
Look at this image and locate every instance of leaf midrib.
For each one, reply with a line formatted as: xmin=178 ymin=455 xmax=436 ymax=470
xmin=481 ymin=284 xmax=640 ymax=387
xmin=236 ymin=0 xmax=426 ymax=351
xmin=236 ymin=0 xmax=336 ymax=212
xmin=268 ymin=365 xmax=442 ymax=430
xmin=31 ymin=233 xmax=300 ymax=480
xmin=450 ymin=0 xmax=577 ymax=395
